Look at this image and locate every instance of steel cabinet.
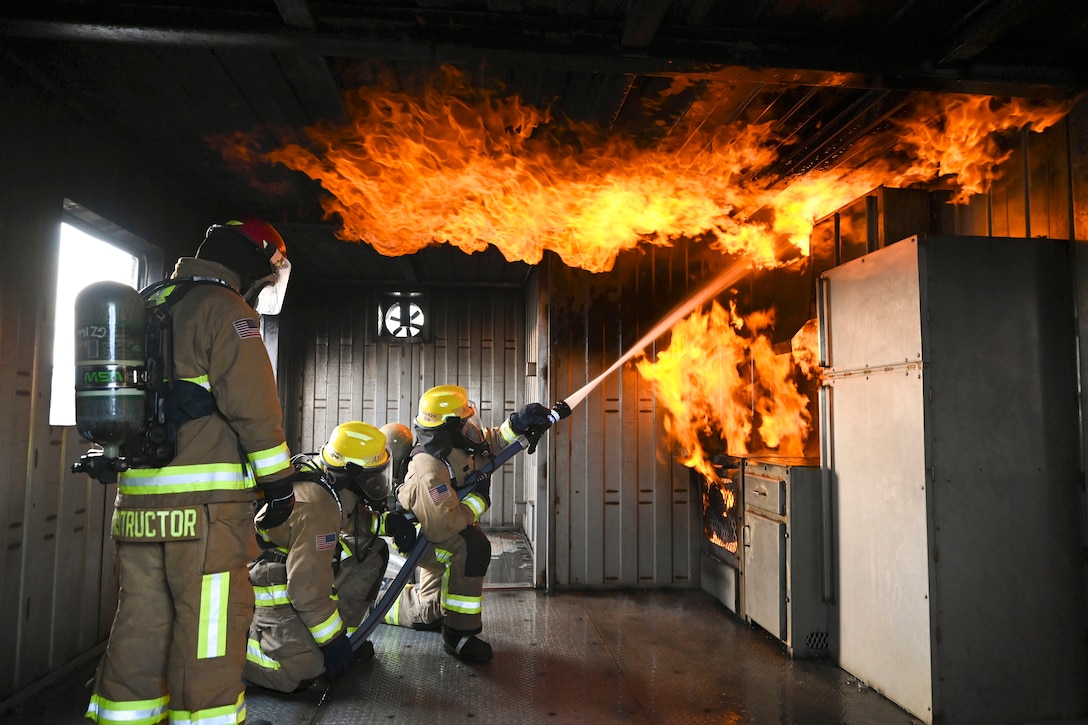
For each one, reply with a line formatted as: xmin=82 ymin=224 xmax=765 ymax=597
xmin=742 ymin=460 xmax=828 ymax=658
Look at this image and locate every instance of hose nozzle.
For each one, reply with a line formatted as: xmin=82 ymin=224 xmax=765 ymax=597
xmin=548 ymin=400 xmax=572 ymax=424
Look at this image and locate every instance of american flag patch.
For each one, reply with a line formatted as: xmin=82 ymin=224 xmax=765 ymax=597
xmin=315 ymin=533 xmax=337 ymax=552
xmin=233 ymin=318 xmax=262 ymax=340
xmin=429 ymin=483 xmax=452 ymax=504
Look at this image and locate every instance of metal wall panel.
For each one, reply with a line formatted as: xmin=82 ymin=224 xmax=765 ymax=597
xmin=279 ymin=281 xmax=528 ymax=528
xmin=545 ymin=248 xmax=704 ymax=590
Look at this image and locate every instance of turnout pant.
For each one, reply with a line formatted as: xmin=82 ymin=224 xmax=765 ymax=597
xmin=244 ymin=536 xmax=388 ymax=693
xmin=86 ymin=501 xmax=256 ymax=725
xmin=383 ymin=524 xmax=490 ymax=634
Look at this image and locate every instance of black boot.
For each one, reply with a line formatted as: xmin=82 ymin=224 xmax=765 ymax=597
xmin=442 ymin=626 xmax=493 ymax=663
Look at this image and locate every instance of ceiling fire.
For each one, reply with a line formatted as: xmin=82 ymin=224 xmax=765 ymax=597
xmin=218 ymin=69 xmax=1072 ymax=276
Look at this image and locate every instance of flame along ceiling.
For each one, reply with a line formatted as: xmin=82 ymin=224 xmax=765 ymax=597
xmin=2 ymin=0 xmax=1087 ymax=285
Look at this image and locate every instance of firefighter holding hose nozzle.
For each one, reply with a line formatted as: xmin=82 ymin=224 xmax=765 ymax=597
xmin=381 ymin=385 xmax=555 ymax=663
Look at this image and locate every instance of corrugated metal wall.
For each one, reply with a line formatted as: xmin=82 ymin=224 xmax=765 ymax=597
xmin=277 ymin=280 xmax=532 ymax=530
xmin=0 ymin=63 xmax=201 ymax=705
xmin=545 ymin=247 xmax=710 ymax=589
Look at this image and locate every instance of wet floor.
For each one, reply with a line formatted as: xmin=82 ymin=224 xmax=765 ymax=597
xmin=0 ymin=532 xmax=922 ymax=725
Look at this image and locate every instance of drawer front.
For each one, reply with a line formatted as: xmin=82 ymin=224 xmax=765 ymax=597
xmin=745 ymin=472 xmax=785 ymax=516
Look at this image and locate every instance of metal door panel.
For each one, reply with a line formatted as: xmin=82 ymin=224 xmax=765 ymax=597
xmin=743 ymin=511 xmax=786 ymax=640
xmin=823 ymin=238 xmax=922 ymax=372
xmin=825 ymin=371 xmax=933 ymax=721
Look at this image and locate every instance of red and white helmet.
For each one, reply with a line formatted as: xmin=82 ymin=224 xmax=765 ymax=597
xmin=223 ymin=216 xmax=291 ymax=315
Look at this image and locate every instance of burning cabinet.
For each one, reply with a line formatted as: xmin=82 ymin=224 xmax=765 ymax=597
xmin=742 ymin=460 xmax=828 ymax=659
xmin=819 ymin=235 xmax=1087 ymax=725
xmin=697 ymin=456 xmax=744 ymax=615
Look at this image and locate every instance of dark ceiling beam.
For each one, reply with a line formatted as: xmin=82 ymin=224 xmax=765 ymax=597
xmin=938 ymin=0 xmax=1038 ymax=64
xmin=621 ymin=0 xmax=671 ymax=48
xmin=0 ymin=17 xmax=1082 ymax=98
xmin=271 ymin=0 xmax=316 ymax=31
xmin=268 ymin=0 xmax=345 ymax=124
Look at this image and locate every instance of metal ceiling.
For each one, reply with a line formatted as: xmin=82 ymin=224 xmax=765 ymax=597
xmin=2 ymin=0 xmax=1087 ymax=285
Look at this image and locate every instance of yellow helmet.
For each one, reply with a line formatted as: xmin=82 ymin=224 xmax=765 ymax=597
xmin=415 ymin=385 xmax=475 ymax=428
xmin=321 ymin=421 xmax=390 ymax=470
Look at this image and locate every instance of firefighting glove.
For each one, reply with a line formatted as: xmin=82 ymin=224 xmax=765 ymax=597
xmin=509 ymin=402 xmax=554 ymax=453
xmin=321 ymin=631 xmax=354 ymax=679
xmin=254 ymin=475 xmax=296 ymax=530
xmin=508 ymin=403 xmax=553 ymax=435
xmin=382 ymin=512 xmax=417 ymax=554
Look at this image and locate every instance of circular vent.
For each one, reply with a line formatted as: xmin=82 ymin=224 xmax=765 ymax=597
xmin=383 ymin=301 xmax=425 ymax=339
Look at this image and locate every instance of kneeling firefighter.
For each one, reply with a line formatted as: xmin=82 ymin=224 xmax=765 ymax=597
xmin=382 ymin=385 xmax=553 ymax=663
xmin=244 ymin=421 xmax=418 ymax=693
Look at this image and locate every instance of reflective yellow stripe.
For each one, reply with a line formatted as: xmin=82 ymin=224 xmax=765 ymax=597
xmin=499 ymin=418 xmax=518 ymax=443
xmin=253 ymin=583 xmax=290 ymax=607
xmin=246 ymin=636 xmax=281 ymax=670
xmin=85 ymin=693 xmax=168 ymax=724
xmin=248 ymin=442 xmax=292 ymax=478
xmin=179 ymin=374 xmax=211 ymax=390
xmin=167 ymin=691 xmax=245 ymax=725
xmin=463 ymin=493 xmax=487 ymax=521
xmin=309 ymin=610 xmax=343 ymax=645
xmin=198 ymin=573 xmax=229 ymax=659
xmin=118 ymin=463 xmax=252 ymax=495
xmin=383 ymin=589 xmax=403 ymax=626
xmin=444 ymin=592 xmax=483 ymax=615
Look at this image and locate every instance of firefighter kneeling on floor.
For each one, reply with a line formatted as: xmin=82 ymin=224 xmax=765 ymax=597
xmin=243 ymin=421 xmax=418 ymax=693
xmin=382 ymin=385 xmax=553 ymax=663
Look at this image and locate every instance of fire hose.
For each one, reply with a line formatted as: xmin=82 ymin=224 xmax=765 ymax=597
xmin=348 ymin=400 xmax=571 ymax=651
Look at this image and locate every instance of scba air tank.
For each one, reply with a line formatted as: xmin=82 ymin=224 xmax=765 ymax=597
xmin=74 ymin=281 xmax=146 ymax=458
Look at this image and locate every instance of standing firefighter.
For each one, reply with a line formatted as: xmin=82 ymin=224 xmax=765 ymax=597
xmin=382 ymin=385 xmax=552 ymax=663
xmin=244 ymin=421 xmax=417 ymax=693
xmin=85 ymin=217 xmax=296 ymax=725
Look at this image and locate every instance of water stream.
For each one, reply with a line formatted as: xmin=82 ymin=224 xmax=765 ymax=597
xmin=558 ymin=259 xmax=750 ymax=411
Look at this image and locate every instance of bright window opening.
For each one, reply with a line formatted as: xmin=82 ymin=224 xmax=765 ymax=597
xmin=50 ymin=223 xmax=141 ymax=426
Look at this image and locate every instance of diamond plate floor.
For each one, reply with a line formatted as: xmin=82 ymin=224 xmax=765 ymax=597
xmin=0 ymin=530 xmax=922 ymax=725
xmin=0 ymin=589 xmax=921 ymax=725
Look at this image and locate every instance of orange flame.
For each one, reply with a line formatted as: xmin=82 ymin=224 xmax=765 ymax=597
xmin=634 ymin=301 xmax=812 ymax=475
xmin=218 ymin=67 xmax=814 ymax=272
xmin=888 ymin=94 xmax=1071 ymax=204
xmin=212 ymin=71 xmax=1072 ymax=476
xmin=215 ymin=72 xmax=1072 ymax=273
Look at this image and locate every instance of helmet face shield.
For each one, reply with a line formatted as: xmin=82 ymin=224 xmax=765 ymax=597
xmin=252 ymin=251 xmax=291 ymax=315
xmin=459 ymin=412 xmax=484 ymax=444
xmin=329 ymin=461 xmax=392 ymax=501
xmin=354 ymin=463 xmax=392 ymax=501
